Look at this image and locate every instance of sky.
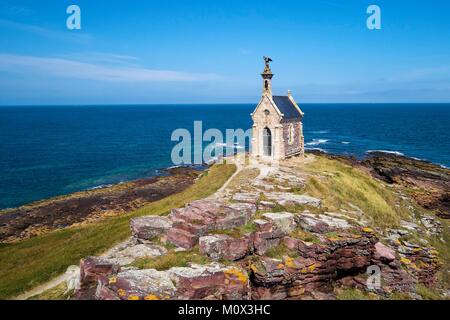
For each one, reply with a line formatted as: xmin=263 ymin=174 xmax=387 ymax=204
xmin=0 ymin=0 xmax=449 ymax=105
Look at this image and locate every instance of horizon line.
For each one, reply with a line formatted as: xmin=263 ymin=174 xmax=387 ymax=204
xmin=1 ymin=102 xmax=450 ymax=107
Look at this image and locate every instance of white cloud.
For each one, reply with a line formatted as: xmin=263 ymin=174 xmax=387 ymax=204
xmin=0 ymin=54 xmax=221 ymax=82
xmin=0 ymin=19 xmax=92 ymax=44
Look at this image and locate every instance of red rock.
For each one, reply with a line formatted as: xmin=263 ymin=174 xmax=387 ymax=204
xmin=167 ymin=227 xmax=199 ymax=249
xmin=374 ymin=242 xmax=396 ymax=262
xmin=130 ymin=216 xmax=172 ymax=240
xmin=96 ymin=269 xmax=176 ymax=300
xmin=253 ymin=231 xmax=282 ymax=255
xmin=253 ymin=219 xmax=273 ymax=232
xmin=79 ymin=257 xmax=120 ymax=288
xmin=199 ymin=234 xmax=252 ymax=261
xmin=166 ymin=200 xmax=256 ymax=249
xmin=169 ymin=264 xmax=250 ymax=300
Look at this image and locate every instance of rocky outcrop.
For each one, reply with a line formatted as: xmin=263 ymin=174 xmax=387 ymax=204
xmin=252 ymin=218 xmax=287 ymax=255
xmin=105 ymin=243 xmax=167 ymax=266
xmin=79 ymin=257 xmax=121 ymax=288
xmin=262 ymin=212 xmax=296 ymax=234
xmin=199 ymin=234 xmax=253 ymax=261
xmin=251 ymin=230 xmax=378 ymax=299
xmin=232 ymin=192 xmax=260 ymax=204
xmin=295 ymin=212 xmax=351 ymax=233
xmin=167 ymin=200 xmax=255 ymax=249
xmin=84 ymin=263 xmax=250 ymax=300
xmin=131 ymin=216 xmax=172 ymax=241
xmin=96 ymin=269 xmax=176 ymax=300
xmin=71 ymin=153 xmax=446 ymax=301
xmin=168 ymin=264 xmax=250 ymax=300
xmin=363 ymin=152 xmax=450 ymax=218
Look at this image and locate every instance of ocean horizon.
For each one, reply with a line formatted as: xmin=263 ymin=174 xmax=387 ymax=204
xmin=1 ymin=103 xmax=449 ymax=210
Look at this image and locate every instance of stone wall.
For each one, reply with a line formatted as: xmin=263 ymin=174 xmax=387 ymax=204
xmin=282 ymin=118 xmax=304 ymax=157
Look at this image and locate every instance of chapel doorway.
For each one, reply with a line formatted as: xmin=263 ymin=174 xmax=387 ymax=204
xmin=263 ymin=127 xmax=272 ymax=156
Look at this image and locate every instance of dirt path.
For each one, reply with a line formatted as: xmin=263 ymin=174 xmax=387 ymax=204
xmin=14 ymin=272 xmax=69 ymax=300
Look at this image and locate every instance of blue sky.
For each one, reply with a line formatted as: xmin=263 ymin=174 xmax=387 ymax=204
xmin=0 ymin=0 xmax=449 ymax=105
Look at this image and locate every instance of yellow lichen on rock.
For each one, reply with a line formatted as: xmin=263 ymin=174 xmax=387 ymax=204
xmin=308 ymin=264 xmax=316 ymax=272
xmin=108 ymin=276 xmax=117 ymax=284
xmin=128 ymin=295 xmax=140 ymax=300
xmin=117 ymin=289 xmax=126 ymax=297
xmin=284 ymin=257 xmax=296 ymax=268
xmin=362 ymin=227 xmax=374 ymax=233
xmin=400 ymin=257 xmax=411 ymax=265
xmin=144 ymin=294 xmax=160 ymax=300
xmin=225 ymin=268 xmax=248 ymax=284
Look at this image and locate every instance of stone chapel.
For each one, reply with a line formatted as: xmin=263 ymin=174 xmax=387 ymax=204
xmin=251 ymin=57 xmax=305 ymax=160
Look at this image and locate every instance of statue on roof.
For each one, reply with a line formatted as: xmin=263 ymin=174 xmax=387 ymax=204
xmin=262 ymin=56 xmax=273 ymax=75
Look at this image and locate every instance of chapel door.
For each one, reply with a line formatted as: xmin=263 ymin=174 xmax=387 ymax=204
xmin=263 ymin=127 xmax=272 ymax=156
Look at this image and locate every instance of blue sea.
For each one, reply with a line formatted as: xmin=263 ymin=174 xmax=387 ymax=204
xmin=0 ymin=103 xmax=449 ymax=209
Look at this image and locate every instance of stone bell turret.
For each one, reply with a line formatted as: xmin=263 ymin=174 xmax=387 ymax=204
xmin=261 ymin=56 xmax=273 ymax=97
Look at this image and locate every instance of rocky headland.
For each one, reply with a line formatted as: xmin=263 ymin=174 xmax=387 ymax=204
xmin=51 ymin=152 xmax=448 ymax=301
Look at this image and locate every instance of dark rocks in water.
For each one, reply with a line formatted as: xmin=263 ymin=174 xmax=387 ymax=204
xmin=363 ymin=152 xmax=450 ymax=218
xmin=0 ymin=167 xmax=202 ymax=243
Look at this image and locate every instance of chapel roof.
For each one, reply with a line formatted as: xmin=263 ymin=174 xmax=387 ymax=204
xmin=272 ymin=95 xmax=303 ymax=119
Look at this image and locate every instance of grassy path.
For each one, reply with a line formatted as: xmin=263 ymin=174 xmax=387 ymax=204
xmin=0 ymin=164 xmax=236 ymax=300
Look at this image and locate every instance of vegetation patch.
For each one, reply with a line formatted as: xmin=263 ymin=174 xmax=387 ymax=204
xmin=211 ymin=222 xmax=257 ymax=238
xmin=335 ymin=287 xmax=378 ymax=300
xmin=264 ymin=244 xmax=299 ymax=260
xmin=27 ymin=282 xmax=72 ymax=300
xmin=299 ymin=155 xmax=409 ymax=228
xmin=132 ymin=248 xmax=209 ymax=270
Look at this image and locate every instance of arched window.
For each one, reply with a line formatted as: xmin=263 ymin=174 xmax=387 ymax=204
xmin=288 ymin=124 xmax=295 ymax=145
xmin=265 ymin=80 xmax=268 ymax=90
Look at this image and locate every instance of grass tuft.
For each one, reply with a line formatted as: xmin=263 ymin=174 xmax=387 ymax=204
xmin=300 ymin=156 xmax=409 ymax=228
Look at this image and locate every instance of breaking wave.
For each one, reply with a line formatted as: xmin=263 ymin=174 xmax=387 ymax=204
xmin=305 ymin=139 xmax=328 ymax=146
xmin=367 ymin=150 xmax=405 ymax=156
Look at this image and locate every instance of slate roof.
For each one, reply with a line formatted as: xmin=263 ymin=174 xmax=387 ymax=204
xmin=272 ymin=96 xmax=302 ymax=119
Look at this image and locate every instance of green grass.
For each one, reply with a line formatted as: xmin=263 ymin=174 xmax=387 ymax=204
xmin=0 ymin=164 xmax=236 ymax=300
xmin=132 ymin=248 xmax=210 ymax=270
xmin=264 ymin=244 xmax=299 ymax=259
xmin=428 ymin=219 xmax=450 ymax=292
xmin=211 ymin=221 xmax=257 ymax=238
xmin=300 ymin=156 xmax=409 ymax=228
xmin=335 ymin=288 xmax=378 ymax=300
xmin=415 ymin=284 xmax=444 ymax=300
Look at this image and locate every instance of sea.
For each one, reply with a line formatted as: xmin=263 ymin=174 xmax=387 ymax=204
xmin=0 ymin=103 xmax=449 ymax=210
